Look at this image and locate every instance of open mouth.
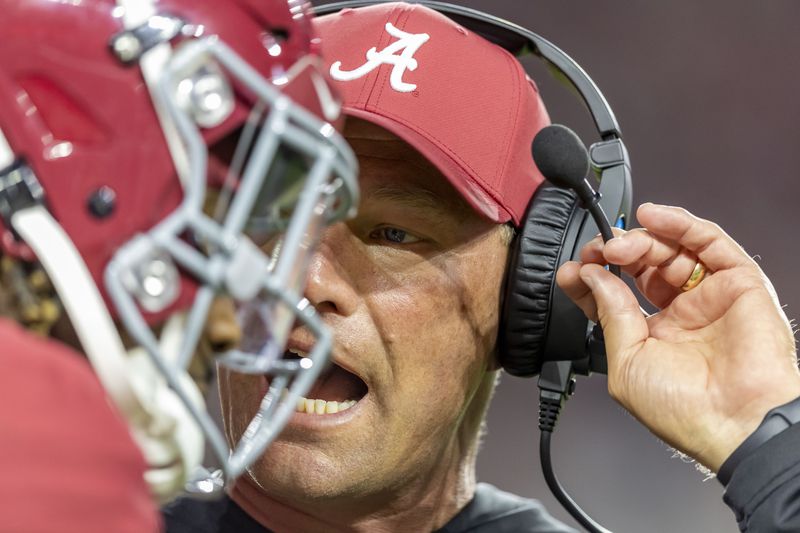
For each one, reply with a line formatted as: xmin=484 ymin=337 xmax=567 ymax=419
xmin=285 ymin=350 xmax=368 ymax=415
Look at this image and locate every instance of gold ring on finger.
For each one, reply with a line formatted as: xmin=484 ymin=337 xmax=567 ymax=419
xmin=681 ymin=261 xmax=708 ymax=292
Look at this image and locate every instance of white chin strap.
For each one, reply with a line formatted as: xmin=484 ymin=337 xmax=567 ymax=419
xmin=11 ymin=206 xmax=204 ymax=503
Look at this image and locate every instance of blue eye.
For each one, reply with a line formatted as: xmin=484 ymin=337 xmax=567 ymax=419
xmin=371 ymin=227 xmax=421 ymax=244
xmin=383 ymin=228 xmax=408 ymax=243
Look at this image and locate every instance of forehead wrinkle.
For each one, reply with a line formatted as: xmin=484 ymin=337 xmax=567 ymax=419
xmin=362 ymin=164 xmax=476 ymax=220
xmin=369 ymin=183 xmax=445 ymax=213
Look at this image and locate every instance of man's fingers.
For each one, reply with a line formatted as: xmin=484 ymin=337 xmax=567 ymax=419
xmin=634 ymin=266 xmax=683 ymax=309
xmin=636 ymin=203 xmax=755 ymax=272
xmin=583 ymin=229 xmax=698 ymax=291
xmin=579 ymin=264 xmax=648 ymax=376
xmin=556 ymin=261 xmax=598 ymax=322
xmin=579 ymin=227 xmax=625 ymax=265
xmin=580 ymin=203 xmax=753 ymax=277
xmin=603 ymin=229 xmax=678 ymax=267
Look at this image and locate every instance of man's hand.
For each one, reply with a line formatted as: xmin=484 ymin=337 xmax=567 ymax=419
xmin=556 ymin=202 xmax=800 ymax=472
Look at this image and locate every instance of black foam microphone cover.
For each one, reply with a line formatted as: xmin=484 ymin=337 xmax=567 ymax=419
xmin=532 ymin=123 xmax=619 ymax=268
xmin=532 ymin=124 xmax=590 ymax=191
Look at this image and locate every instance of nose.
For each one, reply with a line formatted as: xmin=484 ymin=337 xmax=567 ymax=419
xmin=304 ymin=223 xmax=360 ymax=317
xmin=204 ymin=296 xmax=242 ymax=352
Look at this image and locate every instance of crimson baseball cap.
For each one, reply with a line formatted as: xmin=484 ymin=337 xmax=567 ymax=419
xmin=313 ymin=2 xmax=550 ymax=225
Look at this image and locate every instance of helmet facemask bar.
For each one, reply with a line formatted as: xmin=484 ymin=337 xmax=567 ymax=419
xmin=105 ymin=35 xmax=358 ymax=484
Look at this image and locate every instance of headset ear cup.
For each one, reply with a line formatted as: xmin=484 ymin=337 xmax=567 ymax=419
xmin=498 ymin=185 xmax=578 ymax=377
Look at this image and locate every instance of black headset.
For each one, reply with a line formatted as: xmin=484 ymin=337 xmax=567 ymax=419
xmin=315 ymin=2 xmax=632 ymax=531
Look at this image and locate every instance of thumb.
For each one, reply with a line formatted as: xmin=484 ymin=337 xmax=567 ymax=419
xmin=579 ymin=264 xmax=649 ymax=373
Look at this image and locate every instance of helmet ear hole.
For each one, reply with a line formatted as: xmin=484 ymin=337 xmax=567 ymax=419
xmin=87 ymin=186 xmax=117 ymax=219
xmin=271 ymin=27 xmax=290 ymax=42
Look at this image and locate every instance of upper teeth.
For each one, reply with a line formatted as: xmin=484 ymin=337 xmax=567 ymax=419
xmin=296 ymin=397 xmax=357 ymax=415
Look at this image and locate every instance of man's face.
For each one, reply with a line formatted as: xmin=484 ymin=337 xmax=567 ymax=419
xmin=218 ymin=118 xmax=510 ymax=508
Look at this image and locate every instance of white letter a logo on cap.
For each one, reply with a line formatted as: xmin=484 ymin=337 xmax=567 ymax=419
xmin=330 ymin=23 xmax=430 ymax=93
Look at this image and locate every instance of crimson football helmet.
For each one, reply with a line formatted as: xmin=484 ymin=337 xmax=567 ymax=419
xmin=0 ymin=0 xmax=357 ymax=501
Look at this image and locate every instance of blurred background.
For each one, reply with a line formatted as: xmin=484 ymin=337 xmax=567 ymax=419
xmin=305 ymin=1 xmax=800 ymax=531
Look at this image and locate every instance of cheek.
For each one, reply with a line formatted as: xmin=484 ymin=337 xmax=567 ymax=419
xmin=367 ymin=254 xmax=503 ymax=401
xmin=371 ymin=270 xmax=464 ymax=353
xmin=397 ymin=251 xmax=502 ymax=342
